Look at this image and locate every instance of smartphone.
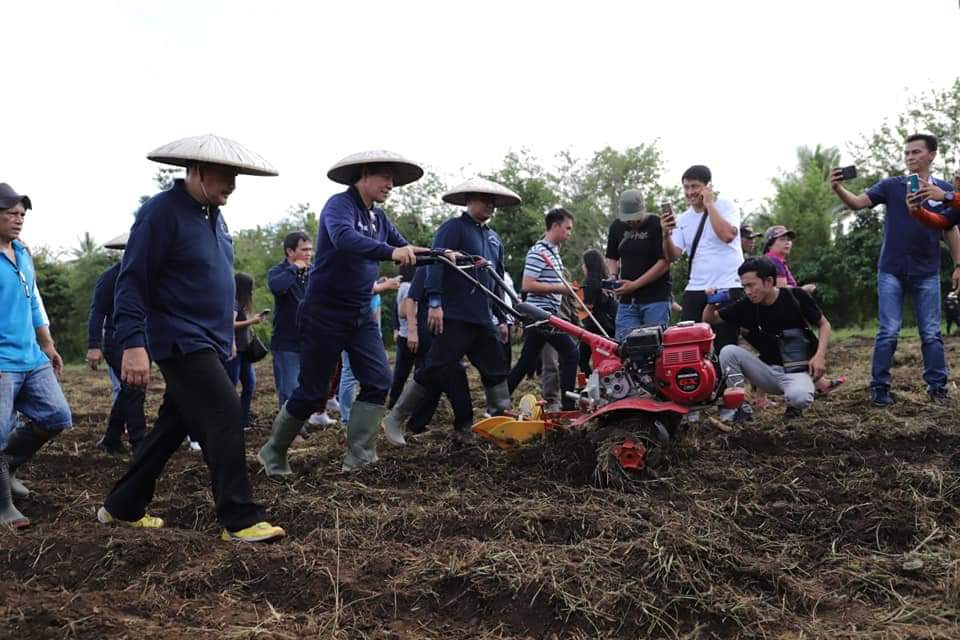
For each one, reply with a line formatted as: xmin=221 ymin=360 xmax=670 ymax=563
xmin=260 ymin=309 xmax=271 ymax=316
xmin=908 ymin=174 xmax=920 ymax=193
xmin=838 ymin=165 xmax=857 ymax=181
xmin=706 ymin=290 xmax=731 ymax=305
xmin=600 ymin=280 xmax=623 ymax=290
xmin=660 ymin=201 xmax=674 ymax=216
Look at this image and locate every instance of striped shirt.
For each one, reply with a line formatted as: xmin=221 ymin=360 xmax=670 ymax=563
xmin=523 ymin=239 xmax=564 ymax=313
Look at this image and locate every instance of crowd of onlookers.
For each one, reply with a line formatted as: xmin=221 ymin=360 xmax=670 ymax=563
xmin=2 ymin=131 xmax=960 ymax=543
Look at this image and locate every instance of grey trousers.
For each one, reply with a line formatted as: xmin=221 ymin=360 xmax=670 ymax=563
xmin=541 ymin=345 xmax=560 ymax=408
xmin=719 ymin=345 xmax=815 ymax=410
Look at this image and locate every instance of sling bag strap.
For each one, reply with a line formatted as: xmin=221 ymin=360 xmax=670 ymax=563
xmin=686 ymin=211 xmax=710 ymax=279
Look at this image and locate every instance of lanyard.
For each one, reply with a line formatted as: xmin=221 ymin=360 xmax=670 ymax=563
xmin=2 ymin=251 xmax=31 ymax=299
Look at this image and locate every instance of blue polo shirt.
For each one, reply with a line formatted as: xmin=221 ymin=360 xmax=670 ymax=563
xmin=114 ymin=179 xmax=235 ymax=361
xmin=267 ymin=260 xmax=307 ymax=352
xmin=0 ymin=241 xmax=48 ymax=372
xmin=87 ymin=261 xmax=120 ymax=349
xmin=868 ymin=176 xmax=953 ymax=277
xmin=425 ymin=212 xmax=505 ymax=326
xmin=303 ymin=186 xmax=407 ymax=318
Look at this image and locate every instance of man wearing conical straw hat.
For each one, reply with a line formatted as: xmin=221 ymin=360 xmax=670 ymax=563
xmin=382 ymin=177 xmax=519 ymax=446
xmin=97 ymin=134 xmax=285 ymax=543
xmin=259 ymin=150 xmax=428 ymax=475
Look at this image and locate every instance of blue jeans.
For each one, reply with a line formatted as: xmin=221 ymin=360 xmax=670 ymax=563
xmin=871 ymin=272 xmax=948 ymax=393
xmin=272 ymin=350 xmax=301 ymax=409
xmin=108 ymin=366 xmax=121 ymax=403
xmin=0 ymin=363 xmax=72 ymax=451
xmin=615 ymin=300 xmax=671 ymax=341
xmin=338 ymin=352 xmax=358 ymax=422
xmin=224 ymin=353 xmax=256 ymax=426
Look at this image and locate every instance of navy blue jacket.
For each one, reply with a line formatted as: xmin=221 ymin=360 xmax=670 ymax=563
xmin=114 ymin=179 xmax=235 ymax=361
xmin=303 ymin=186 xmax=407 ymax=317
xmin=88 ymin=262 xmax=120 ymax=349
xmin=268 ymin=259 xmax=308 ymax=352
xmin=426 ymin=212 xmax=505 ymax=326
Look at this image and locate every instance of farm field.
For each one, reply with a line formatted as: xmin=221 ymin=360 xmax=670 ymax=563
xmin=2 ymin=335 xmax=960 ymax=639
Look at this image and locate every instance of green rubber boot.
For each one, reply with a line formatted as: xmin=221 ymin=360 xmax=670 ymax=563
xmin=484 ymin=380 xmax=513 ymax=417
xmin=342 ymin=401 xmax=386 ymax=472
xmin=1 ymin=456 xmax=29 ymax=529
xmin=382 ymin=380 xmax=430 ymax=446
xmin=257 ymin=406 xmax=305 ymax=478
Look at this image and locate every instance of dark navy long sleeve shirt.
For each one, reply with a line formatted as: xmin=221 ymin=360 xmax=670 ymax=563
xmin=114 ymin=179 xmax=235 ymax=361
xmin=87 ymin=261 xmax=120 ymax=349
xmin=268 ymin=259 xmax=307 ymax=352
xmin=303 ymin=186 xmax=407 ymax=318
xmin=425 ymin=212 xmax=505 ymax=326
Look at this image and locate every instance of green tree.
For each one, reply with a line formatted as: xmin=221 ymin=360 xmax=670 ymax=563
xmin=850 ymin=78 xmax=960 ymax=182
xmin=765 ymin=145 xmax=841 ymax=267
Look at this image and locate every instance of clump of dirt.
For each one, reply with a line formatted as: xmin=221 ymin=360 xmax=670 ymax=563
xmin=3 ymin=336 xmax=960 ymax=638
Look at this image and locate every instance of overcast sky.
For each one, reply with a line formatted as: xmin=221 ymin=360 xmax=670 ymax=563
xmin=4 ymin=0 xmax=959 ymax=254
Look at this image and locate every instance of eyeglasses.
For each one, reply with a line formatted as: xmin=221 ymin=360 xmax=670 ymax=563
xmin=15 ymin=268 xmax=30 ymax=298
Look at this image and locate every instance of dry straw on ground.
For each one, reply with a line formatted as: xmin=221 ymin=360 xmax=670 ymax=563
xmin=2 ymin=335 xmax=960 ymax=638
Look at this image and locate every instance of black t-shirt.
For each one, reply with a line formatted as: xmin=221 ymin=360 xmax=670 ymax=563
xmin=718 ymin=287 xmax=822 ymax=365
xmin=605 ymin=217 xmax=671 ymax=304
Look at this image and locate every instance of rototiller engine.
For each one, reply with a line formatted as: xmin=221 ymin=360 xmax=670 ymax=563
xmin=410 ymin=251 xmax=744 ymax=483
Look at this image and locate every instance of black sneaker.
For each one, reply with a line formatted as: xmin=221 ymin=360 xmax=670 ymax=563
xmin=95 ymin=437 xmax=127 ymax=455
xmin=870 ymin=388 xmax=895 ymax=407
xmin=732 ymin=403 xmax=754 ymax=426
xmin=929 ymin=389 xmax=951 ymax=405
xmin=783 ymin=406 xmax=804 ymax=422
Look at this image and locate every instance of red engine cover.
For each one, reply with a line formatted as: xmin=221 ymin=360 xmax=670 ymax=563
xmin=655 ymin=322 xmax=717 ymax=404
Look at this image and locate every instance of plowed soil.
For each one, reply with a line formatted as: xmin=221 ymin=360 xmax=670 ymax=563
xmin=3 ymin=335 xmax=960 ymax=639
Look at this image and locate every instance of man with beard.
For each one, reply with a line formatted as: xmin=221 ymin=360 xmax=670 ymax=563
xmin=259 ymin=150 xmax=427 ymax=474
xmin=382 ymin=177 xmax=519 ymax=445
xmin=97 ymin=134 xmax=285 ymax=543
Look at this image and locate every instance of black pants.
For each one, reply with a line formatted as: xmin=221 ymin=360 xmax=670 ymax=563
xmin=387 ymin=337 xmax=417 ymax=409
xmin=681 ymin=288 xmax=744 ymax=353
xmin=413 ymin=319 xmax=507 ymax=427
xmin=104 ymin=349 xmax=267 ymax=532
xmin=102 ymin=340 xmax=147 ymax=448
xmin=507 ymin=325 xmax=579 ymax=410
xmin=407 ymin=329 xmax=473 ymax=432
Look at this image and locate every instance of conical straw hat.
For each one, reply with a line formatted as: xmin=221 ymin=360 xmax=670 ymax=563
xmin=327 ymin=150 xmax=423 ymax=187
xmin=147 ymin=134 xmax=278 ymax=176
xmin=103 ymin=231 xmax=129 ymax=250
xmin=442 ymin=177 xmax=522 ymax=208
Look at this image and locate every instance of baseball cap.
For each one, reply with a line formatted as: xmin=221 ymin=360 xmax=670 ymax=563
xmin=0 ymin=183 xmax=31 ymax=211
xmin=618 ymin=189 xmax=646 ymax=221
xmin=739 ymin=224 xmax=759 ymax=239
xmin=763 ymin=225 xmax=796 ymax=244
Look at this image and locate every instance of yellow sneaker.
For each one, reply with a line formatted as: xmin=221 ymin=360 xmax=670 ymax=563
xmin=97 ymin=506 xmax=164 ymax=529
xmin=221 ymin=521 xmax=286 ymax=543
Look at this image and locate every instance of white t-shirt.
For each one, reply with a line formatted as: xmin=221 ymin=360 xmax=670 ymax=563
xmin=671 ymin=198 xmax=743 ymax=291
xmin=396 ymin=282 xmax=411 ymax=338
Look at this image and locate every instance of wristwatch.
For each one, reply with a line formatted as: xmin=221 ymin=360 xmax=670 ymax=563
xmin=428 ymin=294 xmax=442 ymax=309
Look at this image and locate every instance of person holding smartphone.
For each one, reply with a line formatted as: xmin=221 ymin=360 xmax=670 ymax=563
xmin=605 ymin=189 xmax=672 ymax=340
xmin=830 ymin=134 xmax=960 ymax=406
xmin=224 ymin=272 xmax=267 ymax=430
xmin=661 ymin=165 xmax=744 ymax=351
